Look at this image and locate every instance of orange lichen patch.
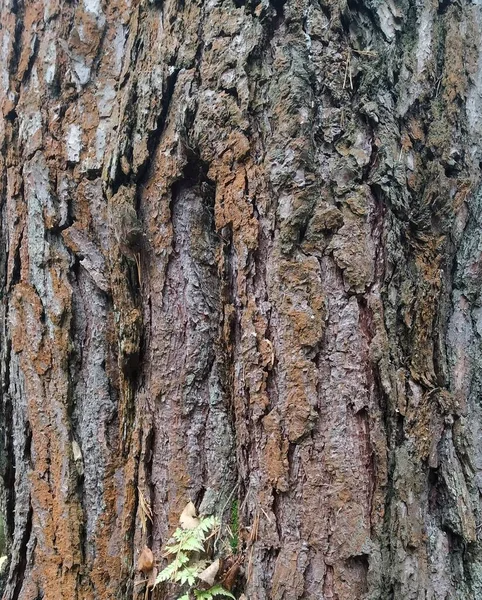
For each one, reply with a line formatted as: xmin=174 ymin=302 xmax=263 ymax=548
xmin=286 ymin=306 xmax=323 ymax=348
xmin=76 ymin=91 xmax=102 ymax=169
xmin=284 ymin=380 xmax=317 ymax=443
xmin=139 ymin=145 xmax=184 ymax=261
xmin=93 ymin=419 xmax=142 ymax=595
xmin=275 ymin=256 xmax=326 ymax=348
xmin=11 ymin=313 xmax=83 ymax=599
xmin=62 ymin=224 xmax=84 ymax=255
xmin=47 ymin=264 xmax=73 ymax=329
xmin=209 ymin=130 xmax=258 ymax=254
xmin=167 ymin=490 xmax=193 ymax=533
xmin=69 ymin=11 xmax=104 ymax=55
xmin=73 ymin=179 xmax=105 ymax=232
xmin=213 ymin=164 xmax=258 ymax=252
xmin=30 ymin=435 xmax=83 ymax=568
xmin=408 ymin=117 xmax=425 ymax=143
xmin=258 ymin=338 xmax=275 ymax=370
xmin=16 ymin=2 xmax=43 ymax=82
xmin=79 ymin=92 xmax=101 ymax=132
xmin=400 ymin=132 xmax=413 ymax=152
xmin=263 ymin=254 xmax=325 ymax=445
xmin=226 ymin=130 xmax=251 ymax=161
xmin=6 ymin=165 xmax=22 ymax=197
xmin=10 ymin=284 xmax=52 ymax=374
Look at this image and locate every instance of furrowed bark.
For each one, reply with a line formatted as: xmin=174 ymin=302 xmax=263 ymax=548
xmin=1 ymin=0 xmax=482 ymax=598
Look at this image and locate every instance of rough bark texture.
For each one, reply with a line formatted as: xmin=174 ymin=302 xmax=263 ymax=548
xmin=1 ymin=0 xmax=482 ymax=598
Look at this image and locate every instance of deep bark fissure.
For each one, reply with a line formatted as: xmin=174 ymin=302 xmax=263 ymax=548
xmin=10 ymin=505 xmax=31 ymax=600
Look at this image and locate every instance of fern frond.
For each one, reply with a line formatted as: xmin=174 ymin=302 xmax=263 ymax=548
xmin=197 ymin=516 xmax=219 ymax=534
xmin=156 ymin=552 xmax=190 ymax=584
xmin=181 ymin=536 xmax=206 ymax=552
xmin=194 ymin=585 xmax=236 ymax=599
xmin=171 ymin=516 xmax=219 ymax=546
xmin=165 ymin=535 xmax=205 ymax=554
xmin=156 ymin=510 xmax=235 ymax=599
xmin=175 ymin=564 xmax=202 ymax=586
xmin=173 ymin=528 xmax=190 ymax=541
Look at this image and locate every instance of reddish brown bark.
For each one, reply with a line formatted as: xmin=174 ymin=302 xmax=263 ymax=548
xmin=1 ymin=0 xmax=482 ymax=598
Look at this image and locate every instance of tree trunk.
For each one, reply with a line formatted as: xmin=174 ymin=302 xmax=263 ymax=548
xmin=1 ymin=0 xmax=482 ymax=598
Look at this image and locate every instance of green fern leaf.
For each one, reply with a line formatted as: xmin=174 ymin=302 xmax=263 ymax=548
xmin=194 ymin=592 xmax=212 ymax=600
xmin=180 ymin=537 xmax=205 ymax=552
xmin=155 ymin=552 xmax=190 ymax=584
xmin=155 ymin=567 xmax=171 ymax=584
xmin=194 ymin=584 xmax=236 ymax=599
xmin=188 ymin=516 xmax=219 ymax=545
xmin=173 ymin=528 xmax=190 ymax=541
xmin=156 ymin=513 xmax=228 ymax=598
xmin=169 ymin=529 xmax=209 ymax=552
xmin=175 ymin=564 xmax=202 ymax=586
xmin=164 ymin=543 xmax=181 ymax=554
xmin=197 ymin=516 xmax=219 ymax=534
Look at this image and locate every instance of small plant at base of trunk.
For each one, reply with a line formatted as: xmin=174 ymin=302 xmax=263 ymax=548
xmin=155 ymin=502 xmax=237 ymax=600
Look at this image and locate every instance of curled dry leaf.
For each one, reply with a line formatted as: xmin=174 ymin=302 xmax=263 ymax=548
xmin=198 ymin=558 xmax=220 ymax=587
xmin=137 ymin=546 xmax=155 ymax=573
xmin=179 ymin=501 xmax=200 ymax=530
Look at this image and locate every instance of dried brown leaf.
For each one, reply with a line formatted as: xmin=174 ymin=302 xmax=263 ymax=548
xmin=137 ymin=546 xmax=154 ymax=573
xmin=179 ymin=501 xmax=200 ymax=529
xmin=198 ymin=558 xmax=220 ymax=587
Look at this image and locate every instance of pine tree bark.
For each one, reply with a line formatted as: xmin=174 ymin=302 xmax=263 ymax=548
xmin=1 ymin=0 xmax=482 ymax=598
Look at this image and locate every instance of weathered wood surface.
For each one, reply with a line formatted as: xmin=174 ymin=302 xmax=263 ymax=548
xmin=1 ymin=0 xmax=482 ymax=598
